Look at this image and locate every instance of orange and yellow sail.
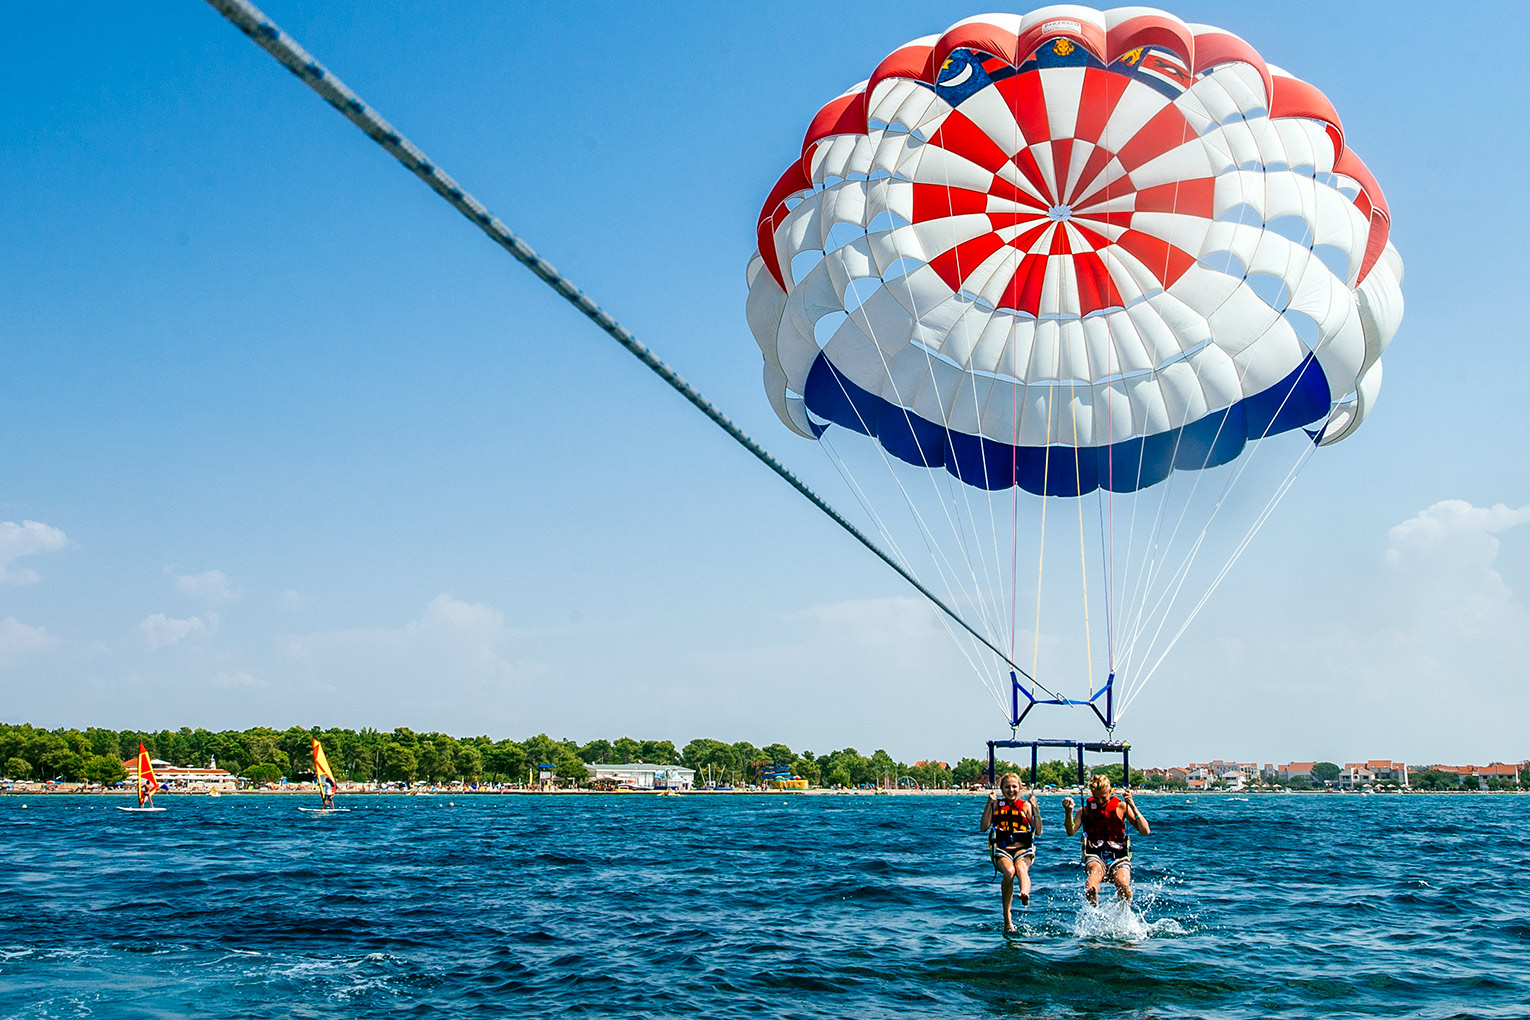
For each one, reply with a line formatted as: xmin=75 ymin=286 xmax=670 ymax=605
xmin=312 ymin=738 xmax=337 ymax=805
xmin=134 ymin=743 xmax=159 ymax=806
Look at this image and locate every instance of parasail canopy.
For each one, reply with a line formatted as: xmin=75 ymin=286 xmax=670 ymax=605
xmin=745 ymin=6 xmax=1404 ymax=722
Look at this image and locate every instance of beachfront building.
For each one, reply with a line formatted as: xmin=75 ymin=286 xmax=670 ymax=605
xmin=1188 ymin=760 xmax=1260 ymax=783
xmin=1338 ymin=764 xmax=1376 ymax=790
xmin=1342 ymin=760 xmax=1408 ymax=789
xmin=587 ymin=763 xmax=696 ymax=791
xmin=1479 ymin=763 xmax=1521 ymax=787
xmin=1441 ymin=763 xmax=1523 ymax=789
xmin=119 ymin=757 xmax=237 ymax=791
xmin=1223 ymin=770 xmax=1251 ymax=791
xmin=1274 ymin=762 xmax=1316 ymax=783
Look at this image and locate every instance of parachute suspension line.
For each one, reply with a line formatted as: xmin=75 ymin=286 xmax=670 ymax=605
xmin=1009 ymin=413 xmax=1020 ymax=661
xmin=811 ymin=258 xmax=1051 ymax=699
xmin=1068 ymin=369 xmax=1095 ymax=698
xmin=811 ymin=142 xmax=1015 ymax=667
xmin=1117 ymin=355 xmax=1326 ymax=714
xmin=916 ymin=134 xmax=1015 ymax=649
xmin=821 ymin=447 xmax=1012 ymax=716
xmin=816 ymin=434 xmax=1011 ymax=716
xmin=1007 ymin=69 xmax=1023 ymax=666
xmin=1116 ymin=361 xmax=1305 ymax=702
xmin=829 ymin=308 xmax=1010 ymax=658
xmin=814 ymin=358 xmax=1019 ymax=684
xmin=1116 ymin=265 xmax=1308 ymax=686
xmin=1096 ymin=480 xmax=1113 ymax=677
xmin=1107 ymin=398 xmax=1117 ymax=674
xmin=1115 ymin=164 xmax=1200 ymax=675
xmin=1030 ymin=336 xmax=1063 ymax=690
xmin=1120 ymin=436 xmax=1315 ymax=718
xmin=200 ymin=0 xmax=1043 ymax=684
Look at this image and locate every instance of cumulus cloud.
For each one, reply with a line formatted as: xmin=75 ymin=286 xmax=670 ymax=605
xmin=0 ymin=617 xmax=60 ymax=661
xmin=1384 ymin=500 xmax=1530 ymax=634
xmin=141 ymin=611 xmax=219 ymax=649
xmin=175 ymin=569 xmax=241 ymax=603
xmin=0 ymin=521 xmax=67 ymax=585
xmin=1129 ymin=498 xmax=1530 ymax=762
xmin=281 ymin=594 xmax=528 ymax=691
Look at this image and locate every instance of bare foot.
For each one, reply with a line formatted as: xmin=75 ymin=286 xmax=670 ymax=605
xmin=1020 ymin=893 xmax=1029 ymax=907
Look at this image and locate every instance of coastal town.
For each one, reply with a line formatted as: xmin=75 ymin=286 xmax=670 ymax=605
xmin=1 ymin=748 xmax=1523 ymax=795
xmin=1141 ymin=759 xmax=1524 ymax=792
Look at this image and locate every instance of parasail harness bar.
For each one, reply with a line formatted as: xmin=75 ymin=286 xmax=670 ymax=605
xmin=984 ymin=670 xmax=1129 ymax=786
xmin=203 ymin=0 xmax=1063 ymax=697
xmin=1011 ymin=669 xmax=1115 ymax=731
xmin=986 ymin=737 xmax=1130 ymax=789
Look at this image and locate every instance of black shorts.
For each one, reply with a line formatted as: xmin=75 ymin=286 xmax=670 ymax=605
xmin=1082 ymin=841 xmax=1130 ymax=874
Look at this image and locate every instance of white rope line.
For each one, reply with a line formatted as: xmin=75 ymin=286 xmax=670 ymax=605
xmin=1118 ymin=351 xmax=1328 ymax=708
xmin=818 ymin=434 xmax=1013 ymax=714
xmin=1118 ymin=436 xmax=1315 ymax=718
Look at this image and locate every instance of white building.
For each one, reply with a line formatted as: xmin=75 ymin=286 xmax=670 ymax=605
xmin=119 ymin=757 xmax=238 ymax=791
xmin=588 ymin=763 xmax=695 ymax=790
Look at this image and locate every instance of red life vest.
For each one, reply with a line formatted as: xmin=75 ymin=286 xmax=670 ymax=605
xmin=1082 ymin=795 xmax=1127 ymax=849
xmin=992 ymin=799 xmax=1033 ymax=834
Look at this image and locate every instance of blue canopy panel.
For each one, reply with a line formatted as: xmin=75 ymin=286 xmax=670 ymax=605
xmin=802 ymin=353 xmax=1331 ymax=495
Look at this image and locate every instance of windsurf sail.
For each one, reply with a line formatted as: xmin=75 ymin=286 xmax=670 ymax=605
xmin=135 ymin=743 xmax=159 ymax=807
xmin=312 ymin=738 xmax=337 ymax=807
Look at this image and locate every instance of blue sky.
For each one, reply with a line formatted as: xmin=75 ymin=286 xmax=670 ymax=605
xmin=2 ymin=1 xmax=1526 ymax=766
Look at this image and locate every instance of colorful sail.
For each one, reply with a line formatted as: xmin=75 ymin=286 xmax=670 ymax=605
xmin=135 ymin=743 xmax=159 ymax=807
xmin=312 ymin=738 xmax=337 ymax=806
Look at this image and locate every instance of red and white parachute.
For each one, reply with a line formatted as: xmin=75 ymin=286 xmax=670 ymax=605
xmin=745 ymin=7 xmax=1403 ymax=718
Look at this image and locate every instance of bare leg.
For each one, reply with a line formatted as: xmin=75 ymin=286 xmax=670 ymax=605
xmin=1084 ymin=859 xmax=1106 ymax=906
xmin=1111 ymin=863 xmax=1132 ymax=902
xmin=996 ymin=853 xmax=1018 ymax=931
xmin=1015 ymin=854 xmax=1033 ymax=907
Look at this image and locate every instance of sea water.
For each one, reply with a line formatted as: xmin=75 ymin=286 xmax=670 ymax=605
xmin=1 ymin=792 xmax=1525 ymax=1019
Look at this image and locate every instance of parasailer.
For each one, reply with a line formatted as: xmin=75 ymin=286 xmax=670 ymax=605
xmin=981 ymin=771 xmax=1042 ymax=930
xmin=745 ymin=5 xmax=1404 ymax=765
xmin=1064 ymin=773 xmax=1150 ymax=904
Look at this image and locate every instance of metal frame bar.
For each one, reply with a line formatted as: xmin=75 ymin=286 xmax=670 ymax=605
xmin=987 ymin=670 xmax=1131 ymax=787
xmin=986 ymin=738 xmax=1131 ymax=788
xmin=1010 ymin=670 xmax=1115 ymax=730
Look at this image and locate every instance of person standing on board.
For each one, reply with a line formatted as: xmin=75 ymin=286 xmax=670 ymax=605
xmin=1063 ymin=773 xmax=1150 ymax=905
xmin=980 ymin=772 xmax=1042 ymax=932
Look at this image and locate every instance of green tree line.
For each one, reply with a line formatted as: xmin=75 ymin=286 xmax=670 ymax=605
xmin=0 ymin=722 xmax=1130 ymax=790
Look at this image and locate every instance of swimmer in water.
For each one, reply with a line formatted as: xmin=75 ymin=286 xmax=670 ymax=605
xmin=1064 ymin=773 xmax=1150 ymax=905
xmin=980 ymin=772 xmax=1042 ymax=932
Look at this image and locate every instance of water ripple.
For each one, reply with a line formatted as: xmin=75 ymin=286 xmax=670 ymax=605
xmin=0 ymin=793 xmax=1525 ymax=1018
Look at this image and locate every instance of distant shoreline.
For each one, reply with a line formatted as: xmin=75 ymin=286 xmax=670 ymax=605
xmin=4 ymin=786 xmax=1524 ymax=798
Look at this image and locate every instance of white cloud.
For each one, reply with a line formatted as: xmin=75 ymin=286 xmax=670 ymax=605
xmin=278 ymin=589 xmax=309 ymax=611
xmin=281 ymin=594 xmax=528 ymax=692
xmin=1126 ymin=498 xmax=1530 ymax=763
xmin=175 ymin=569 xmax=241 ymax=603
xmin=1384 ymin=500 xmax=1530 ymax=635
xmin=0 ymin=617 xmax=60 ymax=661
xmin=0 ymin=521 xmax=67 ymax=584
xmin=141 ymin=612 xmax=218 ymax=649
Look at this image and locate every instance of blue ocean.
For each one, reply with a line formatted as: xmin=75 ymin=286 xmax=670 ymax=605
xmin=2 ymin=793 xmax=1525 ymax=1019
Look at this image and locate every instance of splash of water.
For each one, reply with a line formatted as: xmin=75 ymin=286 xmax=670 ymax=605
xmin=1068 ymin=882 xmax=1190 ymax=941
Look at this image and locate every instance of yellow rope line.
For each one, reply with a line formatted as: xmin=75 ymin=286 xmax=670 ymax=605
xmin=1070 ymin=379 xmax=1095 ymax=694
xmin=1031 ymin=387 xmax=1053 ymax=686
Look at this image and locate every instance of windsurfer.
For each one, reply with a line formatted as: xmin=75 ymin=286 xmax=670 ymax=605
xmin=981 ymin=772 xmax=1042 ymax=932
xmin=1064 ymin=774 xmax=1149 ymax=905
